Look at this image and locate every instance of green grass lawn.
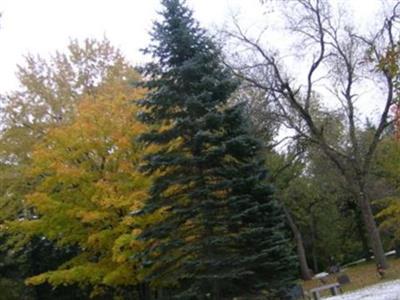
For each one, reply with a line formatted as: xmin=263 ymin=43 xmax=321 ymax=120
xmin=302 ymin=256 xmax=400 ymax=297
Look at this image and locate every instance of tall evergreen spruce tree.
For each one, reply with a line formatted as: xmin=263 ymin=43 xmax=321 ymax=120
xmin=138 ymin=0 xmax=298 ymax=298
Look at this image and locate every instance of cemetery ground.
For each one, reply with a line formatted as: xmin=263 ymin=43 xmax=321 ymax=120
xmin=302 ymin=256 xmax=400 ymax=299
xmin=326 ymin=280 xmax=400 ymax=300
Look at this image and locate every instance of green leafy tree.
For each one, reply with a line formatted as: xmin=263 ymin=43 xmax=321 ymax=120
xmin=375 ymin=139 xmax=400 ymax=241
xmin=138 ymin=0 xmax=297 ymax=298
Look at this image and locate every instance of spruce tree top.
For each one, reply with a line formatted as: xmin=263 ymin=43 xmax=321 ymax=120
xmin=140 ymin=0 xmax=239 ymax=129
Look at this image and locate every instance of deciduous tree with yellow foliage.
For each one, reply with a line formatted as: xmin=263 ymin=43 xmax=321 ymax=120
xmin=8 ymin=75 xmax=153 ymax=298
xmin=0 ymin=38 xmax=148 ymax=299
xmin=0 ymin=38 xmax=133 ymax=224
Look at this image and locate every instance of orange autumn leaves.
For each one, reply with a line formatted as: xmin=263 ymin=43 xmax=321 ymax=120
xmin=11 ymin=74 xmax=152 ymax=289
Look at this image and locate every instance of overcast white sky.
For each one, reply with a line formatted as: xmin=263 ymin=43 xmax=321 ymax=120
xmin=0 ymin=0 xmax=267 ymax=93
xmin=0 ymin=0 xmax=384 ymax=95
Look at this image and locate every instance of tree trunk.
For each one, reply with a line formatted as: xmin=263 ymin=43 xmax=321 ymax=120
xmin=310 ymin=216 xmax=319 ymax=274
xmin=283 ymin=206 xmax=313 ymax=280
xmin=358 ymin=191 xmax=388 ymax=269
xmin=212 ymin=280 xmax=220 ymax=300
xmin=138 ymin=283 xmax=152 ymax=300
xmin=157 ymin=288 xmax=164 ymax=300
xmin=355 ymin=209 xmax=371 ymax=261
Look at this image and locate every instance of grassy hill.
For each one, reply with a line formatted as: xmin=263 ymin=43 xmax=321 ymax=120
xmin=302 ymin=257 xmax=400 ymax=298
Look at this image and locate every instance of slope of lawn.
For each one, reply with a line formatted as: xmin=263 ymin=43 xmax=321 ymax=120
xmin=302 ymin=256 xmax=400 ymax=298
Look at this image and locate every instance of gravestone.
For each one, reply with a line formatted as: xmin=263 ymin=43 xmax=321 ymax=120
xmin=395 ymin=244 xmax=400 ymax=258
xmin=337 ymin=274 xmax=350 ymax=285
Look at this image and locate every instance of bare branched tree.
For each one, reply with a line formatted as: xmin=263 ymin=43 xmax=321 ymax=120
xmin=226 ymin=0 xmax=400 ymax=269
